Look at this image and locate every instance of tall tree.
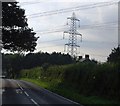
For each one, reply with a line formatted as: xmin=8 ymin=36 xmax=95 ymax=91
xmin=2 ymin=2 xmax=38 ymax=52
xmin=107 ymin=46 xmax=120 ymax=63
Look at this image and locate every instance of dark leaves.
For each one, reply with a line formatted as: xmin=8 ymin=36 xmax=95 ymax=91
xmin=2 ymin=2 xmax=38 ymax=52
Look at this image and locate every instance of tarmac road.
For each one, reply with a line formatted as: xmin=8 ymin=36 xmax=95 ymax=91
xmin=1 ymin=79 xmax=81 ymax=106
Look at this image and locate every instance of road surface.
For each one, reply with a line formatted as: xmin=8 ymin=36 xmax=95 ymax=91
xmin=1 ymin=79 xmax=81 ymax=105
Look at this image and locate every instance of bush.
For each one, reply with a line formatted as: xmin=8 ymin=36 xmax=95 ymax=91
xmin=20 ymin=62 xmax=120 ymax=100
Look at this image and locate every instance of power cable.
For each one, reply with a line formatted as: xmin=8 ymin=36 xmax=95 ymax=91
xmin=26 ymin=1 xmax=117 ymax=18
xmin=18 ymin=0 xmax=46 ymax=5
xmin=38 ymin=38 xmax=116 ymax=45
xmin=39 ymin=38 xmax=64 ymax=43
xmin=35 ymin=21 xmax=118 ymax=34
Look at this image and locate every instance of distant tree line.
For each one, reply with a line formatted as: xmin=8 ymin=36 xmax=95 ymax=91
xmin=2 ymin=52 xmax=74 ymax=78
xmin=107 ymin=46 xmax=120 ymax=63
xmin=3 ymin=46 xmax=120 ymax=78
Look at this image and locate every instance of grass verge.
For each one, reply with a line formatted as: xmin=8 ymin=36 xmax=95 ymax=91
xmin=20 ymin=78 xmax=120 ymax=105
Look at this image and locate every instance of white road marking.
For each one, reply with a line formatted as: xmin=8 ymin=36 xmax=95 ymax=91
xmin=24 ymin=91 xmax=29 ymax=97
xmin=16 ymin=89 xmax=23 ymax=94
xmin=31 ymin=98 xmax=39 ymax=106
xmin=16 ymin=81 xmax=39 ymax=106
xmin=2 ymin=89 xmax=5 ymax=92
xmin=17 ymin=83 xmax=24 ymax=91
xmin=20 ymin=86 xmax=24 ymax=90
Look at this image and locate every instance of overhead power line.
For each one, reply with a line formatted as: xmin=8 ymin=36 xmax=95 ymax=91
xmin=36 ymin=26 xmax=117 ymax=35
xmin=18 ymin=0 xmax=46 ymax=5
xmin=26 ymin=1 xmax=117 ymax=18
xmin=81 ymin=21 xmax=117 ymax=28
xmin=39 ymin=38 xmax=64 ymax=43
xmin=38 ymin=43 xmax=64 ymax=49
xmin=35 ymin=24 xmax=67 ymax=33
xmin=38 ymin=38 xmax=116 ymax=45
xmin=35 ymin=21 xmax=118 ymax=34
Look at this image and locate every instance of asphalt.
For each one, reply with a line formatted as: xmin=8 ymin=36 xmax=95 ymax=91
xmin=1 ymin=79 xmax=81 ymax=106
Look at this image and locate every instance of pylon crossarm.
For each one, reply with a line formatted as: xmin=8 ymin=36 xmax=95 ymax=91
xmin=67 ymin=17 xmax=80 ymax=21
xmin=64 ymin=31 xmax=69 ymax=33
xmin=74 ymin=32 xmax=82 ymax=36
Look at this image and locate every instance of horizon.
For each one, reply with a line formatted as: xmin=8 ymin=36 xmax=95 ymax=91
xmin=2 ymin=0 xmax=119 ymax=62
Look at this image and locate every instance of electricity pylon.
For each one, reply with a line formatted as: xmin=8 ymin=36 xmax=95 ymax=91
xmin=63 ymin=12 xmax=82 ymax=57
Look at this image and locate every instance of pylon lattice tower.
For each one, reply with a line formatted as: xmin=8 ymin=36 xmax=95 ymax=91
xmin=64 ymin=12 xmax=82 ymax=57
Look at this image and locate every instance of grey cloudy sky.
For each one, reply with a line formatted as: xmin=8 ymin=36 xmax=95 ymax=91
xmin=16 ymin=0 xmax=118 ymax=62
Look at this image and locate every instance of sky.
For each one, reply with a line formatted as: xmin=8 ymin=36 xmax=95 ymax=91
xmin=16 ymin=0 xmax=118 ymax=62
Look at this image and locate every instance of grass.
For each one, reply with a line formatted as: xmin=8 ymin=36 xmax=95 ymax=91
xmin=20 ymin=78 xmax=120 ymax=105
xmin=21 ymin=78 xmax=50 ymax=89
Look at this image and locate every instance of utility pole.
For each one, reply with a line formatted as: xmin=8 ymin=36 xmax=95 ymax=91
xmin=63 ymin=12 xmax=82 ymax=57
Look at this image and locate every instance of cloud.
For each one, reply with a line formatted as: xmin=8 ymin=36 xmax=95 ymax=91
xmin=17 ymin=0 xmax=118 ymax=62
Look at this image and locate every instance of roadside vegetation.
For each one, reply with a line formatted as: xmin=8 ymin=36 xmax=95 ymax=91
xmin=19 ymin=62 xmax=120 ymax=105
xmin=3 ymin=46 xmax=120 ymax=105
xmin=2 ymin=52 xmax=74 ymax=78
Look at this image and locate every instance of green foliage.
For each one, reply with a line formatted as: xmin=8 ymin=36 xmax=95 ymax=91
xmin=107 ymin=46 xmax=120 ymax=63
xmin=2 ymin=2 xmax=38 ymax=52
xmin=21 ymin=78 xmax=50 ymax=89
xmin=20 ymin=62 xmax=120 ymax=102
xmin=2 ymin=53 xmax=24 ymax=78
xmin=3 ymin=52 xmax=73 ymax=78
xmin=20 ymin=67 xmax=42 ymax=79
xmin=21 ymin=78 xmax=120 ymax=105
